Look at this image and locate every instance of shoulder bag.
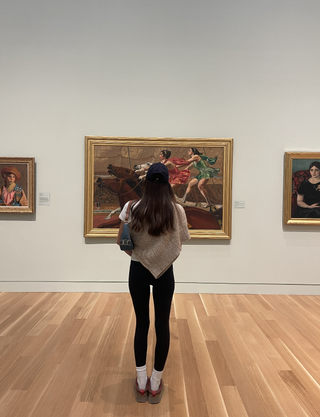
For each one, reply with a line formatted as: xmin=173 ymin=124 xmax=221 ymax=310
xmin=120 ymin=200 xmax=134 ymax=251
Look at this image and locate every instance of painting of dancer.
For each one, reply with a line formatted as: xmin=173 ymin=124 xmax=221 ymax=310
xmin=84 ymin=137 xmax=233 ymax=239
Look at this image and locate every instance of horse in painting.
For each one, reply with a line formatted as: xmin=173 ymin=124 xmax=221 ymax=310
xmin=95 ymin=175 xmax=142 ymax=228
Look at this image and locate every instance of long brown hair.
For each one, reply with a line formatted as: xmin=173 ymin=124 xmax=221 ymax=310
xmin=130 ymin=180 xmax=176 ymax=236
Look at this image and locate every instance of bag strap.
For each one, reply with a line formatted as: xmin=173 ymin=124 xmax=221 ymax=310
xmin=125 ymin=200 xmax=133 ymax=222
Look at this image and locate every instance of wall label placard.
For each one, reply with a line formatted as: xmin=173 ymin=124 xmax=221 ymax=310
xmin=39 ymin=192 xmax=50 ymax=206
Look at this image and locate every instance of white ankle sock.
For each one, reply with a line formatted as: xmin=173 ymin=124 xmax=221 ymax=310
xmin=136 ymin=365 xmax=147 ymax=390
xmin=150 ymin=368 xmax=163 ymax=391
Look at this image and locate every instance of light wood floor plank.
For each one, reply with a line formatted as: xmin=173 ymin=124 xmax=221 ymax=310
xmin=263 ymin=295 xmax=320 ymax=350
xmin=0 ymin=293 xmax=35 ymax=316
xmin=268 ymin=316 xmax=320 ymax=376
xmin=199 ymin=293 xmax=218 ymax=317
xmin=1 ymin=293 xmax=320 ymax=416
xmin=221 ymin=386 xmax=250 ymax=417
xmin=49 ymin=293 xmax=84 ymax=325
xmin=5 ymin=363 xmax=59 ymax=417
xmin=25 ymin=293 xmax=67 ymax=336
xmin=185 ymin=301 xmax=228 ymax=417
xmin=214 ymin=309 xmax=282 ymax=417
xmin=177 ymin=318 xmax=210 ymax=417
xmin=166 ymin=317 xmax=190 ymax=417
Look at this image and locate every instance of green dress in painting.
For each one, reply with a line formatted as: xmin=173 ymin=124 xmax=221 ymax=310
xmin=193 ymin=155 xmax=220 ymax=180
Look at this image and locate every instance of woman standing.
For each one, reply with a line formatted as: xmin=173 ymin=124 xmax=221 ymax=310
xmin=117 ymin=163 xmax=190 ymax=404
xmin=0 ymin=166 xmax=28 ymax=206
xmin=293 ymin=161 xmax=320 ymax=218
xmin=181 ymin=148 xmax=220 ymax=207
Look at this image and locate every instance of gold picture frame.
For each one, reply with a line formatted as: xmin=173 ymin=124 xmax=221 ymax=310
xmin=85 ymin=137 xmax=233 ymax=239
xmin=0 ymin=157 xmax=35 ymax=214
xmin=284 ymin=152 xmax=320 ymax=225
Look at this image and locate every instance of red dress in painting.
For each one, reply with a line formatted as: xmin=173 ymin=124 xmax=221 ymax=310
xmin=164 ymin=158 xmax=191 ymax=185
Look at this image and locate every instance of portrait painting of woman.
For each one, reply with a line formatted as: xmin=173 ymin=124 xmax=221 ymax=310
xmin=292 ymin=161 xmax=320 ymax=218
xmin=0 ymin=158 xmax=35 ymax=213
xmin=284 ymin=152 xmax=320 ymax=225
xmin=0 ymin=166 xmax=28 ymax=207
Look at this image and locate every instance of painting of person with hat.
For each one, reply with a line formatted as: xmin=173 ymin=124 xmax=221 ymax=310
xmin=0 ymin=166 xmax=28 ymax=206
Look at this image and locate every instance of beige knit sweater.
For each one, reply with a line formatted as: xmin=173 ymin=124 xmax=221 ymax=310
xmin=119 ymin=202 xmax=191 ymax=279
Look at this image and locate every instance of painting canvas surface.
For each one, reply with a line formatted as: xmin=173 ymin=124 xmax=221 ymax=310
xmin=0 ymin=158 xmax=35 ymax=213
xmin=283 ymin=152 xmax=320 ymax=225
xmin=291 ymin=158 xmax=320 ymax=218
xmin=85 ymin=138 xmax=233 ymax=239
xmin=93 ymin=145 xmax=224 ymax=230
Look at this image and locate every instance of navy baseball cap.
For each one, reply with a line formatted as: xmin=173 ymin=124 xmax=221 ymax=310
xmin=146 ymin=162 xmax=169 ymax=183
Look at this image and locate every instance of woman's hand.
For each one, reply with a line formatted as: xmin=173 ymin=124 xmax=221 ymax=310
xmin=297 ymin=194 xmax=320 ymax=209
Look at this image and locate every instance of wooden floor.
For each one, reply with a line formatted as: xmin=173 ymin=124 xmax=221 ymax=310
xmin=1 ymin=293 xmax=320 ymax=417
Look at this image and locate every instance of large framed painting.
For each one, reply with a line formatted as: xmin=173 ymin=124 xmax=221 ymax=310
xmin=0 ymin=157 xmax=35 ymax=214
xmin=85 ymin=137 xmax=233 ymax=239
xmin=284 ymin=152 xmax=320 ymax=225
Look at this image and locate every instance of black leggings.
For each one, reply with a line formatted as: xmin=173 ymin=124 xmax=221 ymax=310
xmin=129 ymin=261 xmax=175 ymax=372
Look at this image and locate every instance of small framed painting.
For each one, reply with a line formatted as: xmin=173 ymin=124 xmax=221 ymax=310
xmin=85 ymin=137 xmax=233 ymax=239
xmin=0 ymin=157 xmax=35 ymax=214
xmin=284 ymin=152 xmax=320 ymax=225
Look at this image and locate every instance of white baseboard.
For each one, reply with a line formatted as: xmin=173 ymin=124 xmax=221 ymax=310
xmin=175 ymin=283 xmax=320 ymax=295
xmin=1 ymin=281 xmax=320 ymax=295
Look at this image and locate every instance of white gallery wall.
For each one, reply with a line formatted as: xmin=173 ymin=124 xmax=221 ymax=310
xmin=1 ymin=0 xmax=320 ymax=294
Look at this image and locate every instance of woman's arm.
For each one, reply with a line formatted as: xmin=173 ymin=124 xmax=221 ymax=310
xmin=184 ymin=163 xmax=194 ymax=170
xmin=164 ymin=160 xmax=175 ymax=170
xmin=297 ymin=194 xmax=320 ymax=208
xmin=117 ymin=221 xmax=133 ymax=256
xmin=186 ymin=155 xmax=200 ymax=163
xmin=179 ymin=155 xmax=200 ymax=170
xmin=177 ymin=155 xmax=200 ymax=166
